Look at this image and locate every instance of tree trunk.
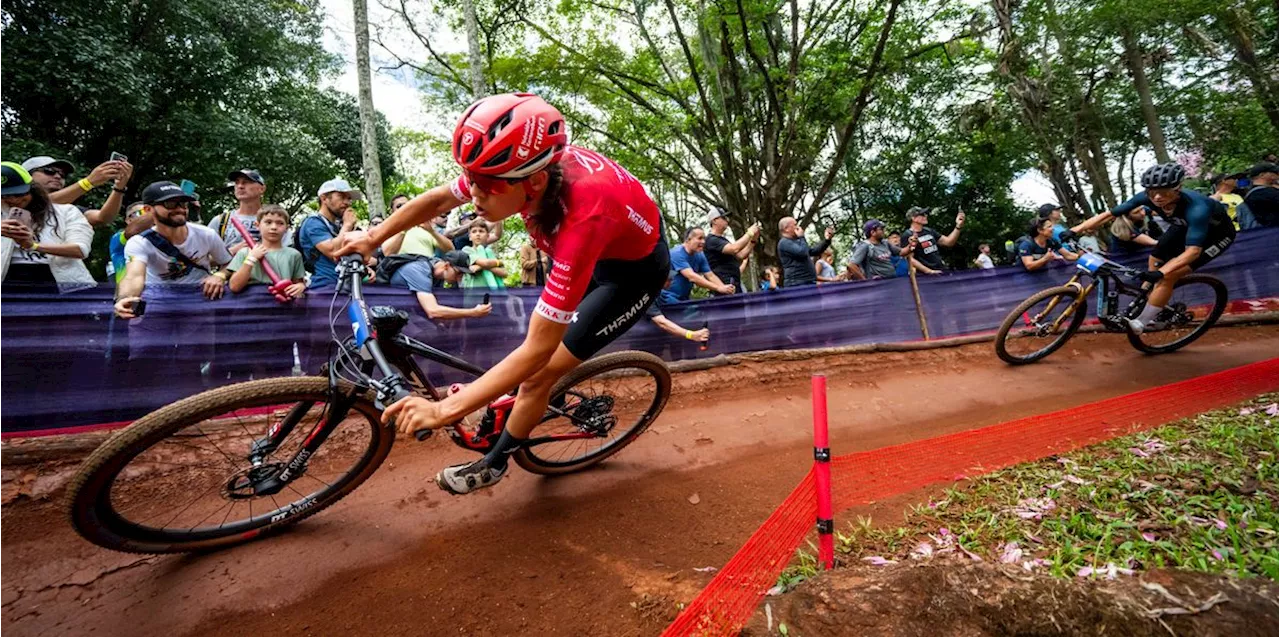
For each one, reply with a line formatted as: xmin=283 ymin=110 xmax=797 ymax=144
xmin=463 ymin=0 xmax=486 ymax=99
xmin=1121 ymin=29 xmax=1171 ymax=164
xmin=1220 ymin=8 xmax=1279 ymax=131
xmin=353 ymin=0 xmax=385 ymax=218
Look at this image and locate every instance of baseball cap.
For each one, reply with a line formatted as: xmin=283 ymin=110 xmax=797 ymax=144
xmin=227 ymin=169 xmax=265 ymax=185
xmin=1036 ymin=203 xmax=1062 ymax=218
xmin=705 ymin=206 xmax=728 ymax=225
xmin=906 ymin=206 xmax=931 ymax=221
xmin=141 ymin=181 xmax=197 ymax=204
xmin=1 ymin=162 xmax=34 ymax=196
xmin=21 ymin=156 xmax=75 ymax=175
xmin=318 ymin=178 xmax=364 ymax=200
xmin=1248 ymin=161 xmax=1278 ymax=178
xmin=863 ymin=218 xmax=885 ymax=235
xmin=440 ymin=250 xmax=472 ymax=271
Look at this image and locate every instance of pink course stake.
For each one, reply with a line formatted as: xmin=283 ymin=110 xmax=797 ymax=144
xmin=228 ymin=216 xmax=292 ymax=302
xmin=812 ymin=374 xmax=834 ymax=570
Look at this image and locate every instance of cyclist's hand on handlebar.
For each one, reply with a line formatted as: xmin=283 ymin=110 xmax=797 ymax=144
xmin=336 ymin=230 xmax=379 ymax=259
xmin=1058 ymin=230 xmax=1078 ymax=243
xmin=382 ymin=396 xmax=448 ymax=435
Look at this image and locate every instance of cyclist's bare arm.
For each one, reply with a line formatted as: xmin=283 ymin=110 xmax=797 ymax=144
xmin=431 ymin=314 xmax=569 ymax=423
xmin=350 ymin=184 xmax=465 ymax=256
xmin=1071 ymin=211 xmax=1115 ymax=235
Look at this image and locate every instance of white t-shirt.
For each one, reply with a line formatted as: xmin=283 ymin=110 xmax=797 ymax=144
xmin=976 ymin=253 xmax=995 ymax=269
xmin=8 ymin=203 xmax=85 ymax=266
xmin=124 ymin=224 xmax=232 ymax=284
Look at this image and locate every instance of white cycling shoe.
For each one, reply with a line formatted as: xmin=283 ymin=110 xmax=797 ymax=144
xmin=436 ymin=458 xmax=508 ymax=495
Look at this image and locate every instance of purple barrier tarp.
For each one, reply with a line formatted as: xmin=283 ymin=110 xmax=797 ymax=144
xmin=2 ymin=228 xmax=1276 ymax=434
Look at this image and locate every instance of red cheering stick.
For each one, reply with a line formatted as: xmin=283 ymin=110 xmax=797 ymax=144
xmin=228 ymin=216 xmax=292 ymax=302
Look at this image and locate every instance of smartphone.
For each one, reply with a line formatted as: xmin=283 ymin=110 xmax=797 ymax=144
xmin=130 ymin=299 xmax=147 ymax=317
xmin=179 ymin=179 xmax=197 ymax=196
xmin=110 ymin=151 xmax=128 ymax=163
xmin=6 ymin=206 xmax=33 ymax=230
xmin=482 ymin=293 xmax=491 ymax=306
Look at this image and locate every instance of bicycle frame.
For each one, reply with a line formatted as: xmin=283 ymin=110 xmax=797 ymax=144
xmin=242 ymin=256 xmax=604 ymax=496
xmin=1024 ymin=253 xmax=1149 ymax=334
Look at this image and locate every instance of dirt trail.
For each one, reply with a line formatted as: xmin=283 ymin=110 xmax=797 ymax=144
xmin=2 ymin=326 xmax=1275 ymax=637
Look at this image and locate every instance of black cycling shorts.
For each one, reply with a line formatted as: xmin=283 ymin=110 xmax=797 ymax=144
xmin=561 ymin=237 xmax=671 ymax=360
xmin=1151 ymin=210 xmax=1236 ymax=270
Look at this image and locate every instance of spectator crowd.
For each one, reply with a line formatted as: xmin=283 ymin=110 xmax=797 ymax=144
xmin=2 ymin=152 xmax=1276 ymax=345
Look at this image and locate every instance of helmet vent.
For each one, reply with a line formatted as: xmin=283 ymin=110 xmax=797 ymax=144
xmin=464 ymin=139 xmax=484 ymax=164
xmin=482 ymin=147 xmax=512 ymax=169
xmin=488 ymin=109 xmax=515 ymax=140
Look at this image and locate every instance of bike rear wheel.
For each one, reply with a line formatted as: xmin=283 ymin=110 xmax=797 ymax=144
xmin=66 ymin=377 xmax=391 ymax=554
xmin=514 ymin=351 xmax=671 ymax=475
xmin=1127 ymin=274 xmax=1228 ymax=354
xmin=995 ymin=285 xmax=1088 ymax=365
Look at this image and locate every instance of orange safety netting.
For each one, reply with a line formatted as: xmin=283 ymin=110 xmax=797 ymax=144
xmin=663 ymin=358 xmax=1279 ymax=636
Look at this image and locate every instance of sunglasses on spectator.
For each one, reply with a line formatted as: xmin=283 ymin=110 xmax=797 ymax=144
xmin=153 ymin=200 xmax=189 ymax=210
xmin=127 ymin=208 xmax=148 ymax=220
xmin=465 ymin=170 xmax=528 ymax=195
xmin=35 ymin=167 xmax=67 ymax=178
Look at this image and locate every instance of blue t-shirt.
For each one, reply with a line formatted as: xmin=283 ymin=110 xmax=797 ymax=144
xmin=107 ymin=231 xmax=128 ymax=283
xmin=1112 ymin=189 xmax=1227 ymax=248
xmin=299 ymin=215 xmax=341 ymax=287
xmin=662 ymin=245 xmax=711 ymax=303
xmin=1016 ymin=237 xmax=1064 ymax=269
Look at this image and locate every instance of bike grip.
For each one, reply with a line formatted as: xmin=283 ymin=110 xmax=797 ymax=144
xmin=414 ymin=428 xmax=434 ymax=442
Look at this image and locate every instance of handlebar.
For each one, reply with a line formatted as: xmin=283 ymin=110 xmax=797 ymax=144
xmin=335 ymin=255 xmax=418 ymax=432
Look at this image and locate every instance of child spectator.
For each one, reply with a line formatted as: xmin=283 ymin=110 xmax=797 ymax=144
xmin=107 ymin=202 xmax=154 ymax=283
xmin=226 ymin=205 xmax=307 ymax=298
xmin=461 ymin=222 xmax=507 ymax=289
xmin=760 ymin=265 xmax=780 ymax=291
xmin=974 ymin=242 xmax=996 ymax=269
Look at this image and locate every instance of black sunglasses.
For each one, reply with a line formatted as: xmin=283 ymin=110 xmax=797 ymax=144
xmin=35 ymin=167 xmax=67 ymax=178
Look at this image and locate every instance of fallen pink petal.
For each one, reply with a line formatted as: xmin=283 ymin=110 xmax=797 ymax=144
xmin=862 ymin=556 xmax=897 ymax=566
xmin=1214 ymin=519 xmax=1228 ymax=530
xmin=1077 ymin=566 xmax=1095 ymax=578
xmin=1266 ymin=404 xmax=1279 ymax=416
xmin=1141 ymin=532 xmax=1157 ymax=542
xmin=911 ymin=542 xmax=934 ymax=558
xmin=999 ymin=542 xmax=1022 ymax=564
xmin=1064 ymin=474 xmax=1089 ymax=485
xmin=1238 ymin=407 xmax=1255 ymax=416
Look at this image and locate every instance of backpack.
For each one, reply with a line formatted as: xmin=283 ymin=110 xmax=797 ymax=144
xmin=1234 ymin=186 xmax=1266 ymax=230
xmin=293 ymin=214 xmax=338 ymax=273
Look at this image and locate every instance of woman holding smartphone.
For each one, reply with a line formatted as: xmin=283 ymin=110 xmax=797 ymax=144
xmin=0 ymin=162 xmax=95 ymax=292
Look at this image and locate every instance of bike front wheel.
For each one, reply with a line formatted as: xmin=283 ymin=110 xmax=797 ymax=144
xmin=514 ymin=350 xmax=671 ymax=475
xmin=995 ymin=285 xmax=1088 ymax=365
xmin=1127 ymin=274 xmax=1228 ymax=355
xmin=66 ymin=377 xmax=392 ymax=554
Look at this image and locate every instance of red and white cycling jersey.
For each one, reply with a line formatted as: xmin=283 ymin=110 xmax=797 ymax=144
xmin=451 ymin=146 xmax=661 ymax=323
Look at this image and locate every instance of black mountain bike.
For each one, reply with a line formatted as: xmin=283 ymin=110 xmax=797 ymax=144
xmin=994 ymin=252 xmax=1227 ymax=365
xmin=67 ymin=256 xmax=672 ymax=553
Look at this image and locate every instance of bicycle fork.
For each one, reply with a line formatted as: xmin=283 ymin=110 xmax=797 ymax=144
xmin=243 ymin=389 xmax=363 ymax=497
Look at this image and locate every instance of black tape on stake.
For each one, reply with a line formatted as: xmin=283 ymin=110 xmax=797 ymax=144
xmin=816 ymin=518 xmax=834 ymax=534
xmin=813 ymin=447 xmax=830 ymax=462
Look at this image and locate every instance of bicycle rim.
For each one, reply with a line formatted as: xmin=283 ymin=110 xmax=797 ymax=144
xmin=996 ymin=287 xmax=1087 ymax=365
xmin=515 ymin=352 xmax=670 ymax=474
xmin=1128 ymin=275 xmax=1228 ymax=354
xmin=69 ymin=378 xmax=388 ymax=552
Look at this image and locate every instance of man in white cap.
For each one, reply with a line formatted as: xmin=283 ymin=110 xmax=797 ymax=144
xmin=703 ymin=207 xmax=759 ymax=295
xmin=22 ymin=155 xmax=133 ymax=226
xmin=298 ymin=178 xmax=363 ymax=287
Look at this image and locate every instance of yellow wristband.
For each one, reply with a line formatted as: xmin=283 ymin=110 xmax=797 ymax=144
xmin=29 ymin=242 xmax=41 ymax=253
xmin=78 ymin=178 xmax=93 ymax=192
xmin=684 ymin=330 xmax=694 ymax=340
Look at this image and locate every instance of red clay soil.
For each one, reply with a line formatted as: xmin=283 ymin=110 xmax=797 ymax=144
xmin=1 ymin=325 xmax=1275 ymax=637
xmin=743 ymin=561 xmax=1279 ymax=637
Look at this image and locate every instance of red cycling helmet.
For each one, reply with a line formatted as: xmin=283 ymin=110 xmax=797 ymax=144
xmin=452 ymin=93 xmax=568 ymax=179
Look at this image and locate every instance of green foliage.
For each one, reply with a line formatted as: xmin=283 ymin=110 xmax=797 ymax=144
xmin=2 ymin=0 xmax=399 ymax=278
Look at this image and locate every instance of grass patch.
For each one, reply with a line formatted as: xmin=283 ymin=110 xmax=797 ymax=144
xmin=777 ymin=394 xmax=1279 ymax=591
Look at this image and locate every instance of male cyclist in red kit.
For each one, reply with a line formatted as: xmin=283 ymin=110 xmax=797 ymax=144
xmin=340 ymin=93 xmax=670 ymax=494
